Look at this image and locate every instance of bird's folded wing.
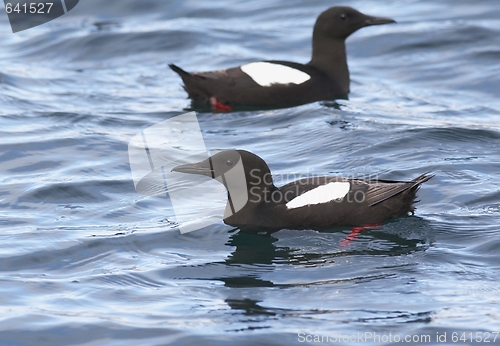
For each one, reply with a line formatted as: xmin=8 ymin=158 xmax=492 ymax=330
xmin=365 ymin=181 xmax=415 ymax=206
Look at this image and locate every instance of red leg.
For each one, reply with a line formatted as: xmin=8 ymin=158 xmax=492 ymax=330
xmin=210 ymin=97 xmax=233 ymax=112
xmin=340 ymin=223 xmax=382 ymax=248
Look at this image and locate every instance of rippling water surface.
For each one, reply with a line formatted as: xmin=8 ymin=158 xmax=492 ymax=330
xmin=1 ymin=0 xmax=499 ymax=345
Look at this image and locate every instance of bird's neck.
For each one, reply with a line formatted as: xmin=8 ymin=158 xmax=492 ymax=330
xmin=223 ymin=181 xmax=277 ymax=221
xmin=308 ymin=37 xmax=350 ymax=94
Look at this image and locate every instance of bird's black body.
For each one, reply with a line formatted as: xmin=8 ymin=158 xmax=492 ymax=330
xmin=169 ymin=61 xmax=343 ymax=109
xmin=170 ymin=6 xmax=395 ymax=110
xmin=172 ymin=150 xmax=433 ymax=230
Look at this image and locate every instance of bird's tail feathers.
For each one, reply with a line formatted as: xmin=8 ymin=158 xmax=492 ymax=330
xmin=169 ymin=64 xmax=191 ymax=77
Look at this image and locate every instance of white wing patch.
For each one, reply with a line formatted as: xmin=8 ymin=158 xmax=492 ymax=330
xmin=240 ymin=62 xmax=311 ymax=87
xmin=286 ymin=182 xmax=350 ymax=210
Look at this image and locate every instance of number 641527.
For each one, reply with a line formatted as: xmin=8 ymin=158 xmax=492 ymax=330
xmin=5 ymin=2 xmax=54 ymax=14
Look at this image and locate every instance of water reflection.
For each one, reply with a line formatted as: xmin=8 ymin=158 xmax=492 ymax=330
xmin=220 ymin=217 xmax=431 ymax=291
xmin=225 ymin=230 xmax=284 ymax=266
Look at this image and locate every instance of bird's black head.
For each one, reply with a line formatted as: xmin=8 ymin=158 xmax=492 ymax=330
xmin=314 ymin=6 xmax=395 ymax=40
xmin=172 ymin=149 xmax=274 ymax=190
xmin=172 ymin=150 xmax=276 ymax=219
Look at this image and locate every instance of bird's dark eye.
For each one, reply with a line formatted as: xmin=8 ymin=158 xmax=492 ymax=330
xmin=340 ymin=13 xmax=347 ymax=20
xmin=225 ymin=160 xmax=234 ymax=167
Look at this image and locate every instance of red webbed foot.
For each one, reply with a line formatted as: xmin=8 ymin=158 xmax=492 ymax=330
xmin=340 ymin=223 xmax=382 ymax=248
xmin=210 ymin=97 xmax=233 ymax=112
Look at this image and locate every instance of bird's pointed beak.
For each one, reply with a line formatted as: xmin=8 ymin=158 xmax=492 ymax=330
xmin=363 ymin=15 xmax=396 ymax=26
xmin=171 ymin=159 xmax=214 ymax=178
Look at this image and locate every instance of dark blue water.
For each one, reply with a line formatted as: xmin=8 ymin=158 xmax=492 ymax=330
xmin=1 ymin=1 xmax=499 ymax=345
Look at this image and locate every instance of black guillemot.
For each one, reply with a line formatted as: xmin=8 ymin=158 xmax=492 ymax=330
xmin=169 ymin=6 xmax=395 ymax=111
xmin=171 ymin=150 xmax=432 ymax=230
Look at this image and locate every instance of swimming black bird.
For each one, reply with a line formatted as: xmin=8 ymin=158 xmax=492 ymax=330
xmin=169 ymin=6 xmax=395 ymax=111
xmin=171 ymin=150 xmax=432 ymax=230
